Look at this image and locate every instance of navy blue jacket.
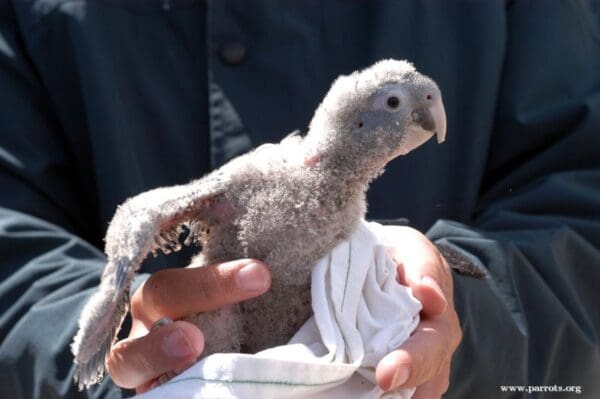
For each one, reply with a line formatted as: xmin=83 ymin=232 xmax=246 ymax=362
xmin=0 ymin=1 xmax=599 ymax=398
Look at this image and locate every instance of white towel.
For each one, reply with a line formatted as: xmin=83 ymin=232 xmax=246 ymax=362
xmin=136 ymin=221 xmax=421 ymax=399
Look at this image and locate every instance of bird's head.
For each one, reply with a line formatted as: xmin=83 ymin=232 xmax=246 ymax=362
xmin=304 ymin=59 xmax=446 ymax=179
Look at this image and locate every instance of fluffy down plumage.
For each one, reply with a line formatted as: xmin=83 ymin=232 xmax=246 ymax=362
xmin=72 ymin=59 xmax=450 ymax=390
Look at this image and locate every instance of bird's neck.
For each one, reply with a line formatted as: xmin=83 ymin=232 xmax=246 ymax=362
xmin=303 ymin=145 xmax=383 ymax=188
xmin=301 ymin=157 xmax=380 ymax=223
xmin=301 ymin=124 xmax=389 ymax=197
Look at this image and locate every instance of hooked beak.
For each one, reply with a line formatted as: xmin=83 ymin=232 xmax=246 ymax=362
xmin=411 ymin=97 xmax=447 ymax=144
xmin=393 ymin=94 xmax=448 ymax=158
xmin=432 ymin=98 xmax=447 ymax=143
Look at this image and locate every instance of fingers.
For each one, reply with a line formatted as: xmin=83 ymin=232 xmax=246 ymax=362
xmin=386 ymin=227 xmax=452 ymax=316
xmin=376 ymin=321 xmax=447 ymax=391
xmin=112 ymin=259 xmax=271 ymax=390
xmin=131 ymin=259 xmax=271 ymax=327
xmin=380 ymin=225 xmax=461 ymax=394
xmin=106 ymin=320 xmax=204 ymax=389
xmin=385 ymin=226 xmax=453 ymax=295
xmin=396 ymin=262 xmax=447 ymax=315
xmin=412 ymin=275 xmax=447 ymax=317
xmin=412 ymin=367 xmax=450 ymax=399
xmin=376 ymin=316 xmax=459 ymax=391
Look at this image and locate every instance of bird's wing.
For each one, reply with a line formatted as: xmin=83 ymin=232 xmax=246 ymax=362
xmin=71 ymin=170 xmax=230 ymax=390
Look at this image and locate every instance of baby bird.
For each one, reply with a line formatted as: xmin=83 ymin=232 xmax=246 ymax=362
xmin=72 ymin=59 xmax=447 ymax=390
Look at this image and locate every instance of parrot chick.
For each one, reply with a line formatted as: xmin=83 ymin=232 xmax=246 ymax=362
xmin=71 ymin=59 xmax=448 ymax=390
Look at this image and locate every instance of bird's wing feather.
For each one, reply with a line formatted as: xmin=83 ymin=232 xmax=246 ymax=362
xmin=71 ymin=170 xmax=230 ymax=390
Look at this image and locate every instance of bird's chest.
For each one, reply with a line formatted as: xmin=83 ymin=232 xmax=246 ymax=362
xmin=236 ymin=177 xmax=363 ymax=278
xmin=234 ymin=178 xmax=364 ymax=352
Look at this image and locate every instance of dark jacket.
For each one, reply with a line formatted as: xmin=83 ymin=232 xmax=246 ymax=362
xmin=0 ymin=1 xmax=598 ymax=398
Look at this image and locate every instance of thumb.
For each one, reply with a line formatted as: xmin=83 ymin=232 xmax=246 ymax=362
xmin=376 ymin=318 xmax=451 ymax=391
xmin=106 ymin=320 xmax=204 ymax=389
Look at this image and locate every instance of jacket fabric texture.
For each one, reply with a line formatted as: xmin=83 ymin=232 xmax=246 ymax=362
xmin=0 ymin=1 xmax=598 ymax=398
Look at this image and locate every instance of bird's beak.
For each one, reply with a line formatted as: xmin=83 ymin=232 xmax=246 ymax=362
xmin=398 ymin=96 xmax=448 ymax=157
xmin=411 ymin=97 xmax=447 ymax=144
xmin=431 ymin=99 xmax=447 ymax=144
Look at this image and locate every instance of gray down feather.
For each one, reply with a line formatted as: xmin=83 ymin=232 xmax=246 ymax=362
xmin=71 ymin=59 xmax=449 ymax=390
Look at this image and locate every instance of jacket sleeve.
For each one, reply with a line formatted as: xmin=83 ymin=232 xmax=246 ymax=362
xmin=0 ymin=3 xmax=122 ymax=398
xmin=430 ymin=2 xmax=600 ymax=397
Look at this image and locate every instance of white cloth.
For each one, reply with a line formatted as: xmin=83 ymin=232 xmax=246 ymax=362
xmin=136 ymin=221 xmax=421 ymax=399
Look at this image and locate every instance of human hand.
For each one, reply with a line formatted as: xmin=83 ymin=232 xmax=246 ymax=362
xmin=376 ymin=226 xmax=461 ymax=398
xmin=105 ymin=259 xmax=271 ymax=393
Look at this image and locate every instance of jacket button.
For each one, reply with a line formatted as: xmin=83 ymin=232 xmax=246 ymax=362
xmin=219 ymin=41 xmax=247 ymax=66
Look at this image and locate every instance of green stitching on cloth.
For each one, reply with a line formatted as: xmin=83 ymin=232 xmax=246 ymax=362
xmin=164 ymin=375 xmax=349 ymax=388
xmin=163 ymin=240 xmax=359 ymax=391
xmin=340 ymin=241 xmax=352 ymax=312
xmin=338 ymin=242 xmax=354 ymax=361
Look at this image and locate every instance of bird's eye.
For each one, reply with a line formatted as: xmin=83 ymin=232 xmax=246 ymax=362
xmin=372 ymin=87 xmax=405 ymax=112
xmin=386 ymin=96 xmax=400 ymax=109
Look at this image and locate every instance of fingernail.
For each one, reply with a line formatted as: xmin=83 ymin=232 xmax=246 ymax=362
xmin=163 ymin=328 xmax=195 ymax=358
xmin=391 ymin=365 xmax=410 ymax=388
xmin=236 ymin=262 xmax=269 ymax=292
